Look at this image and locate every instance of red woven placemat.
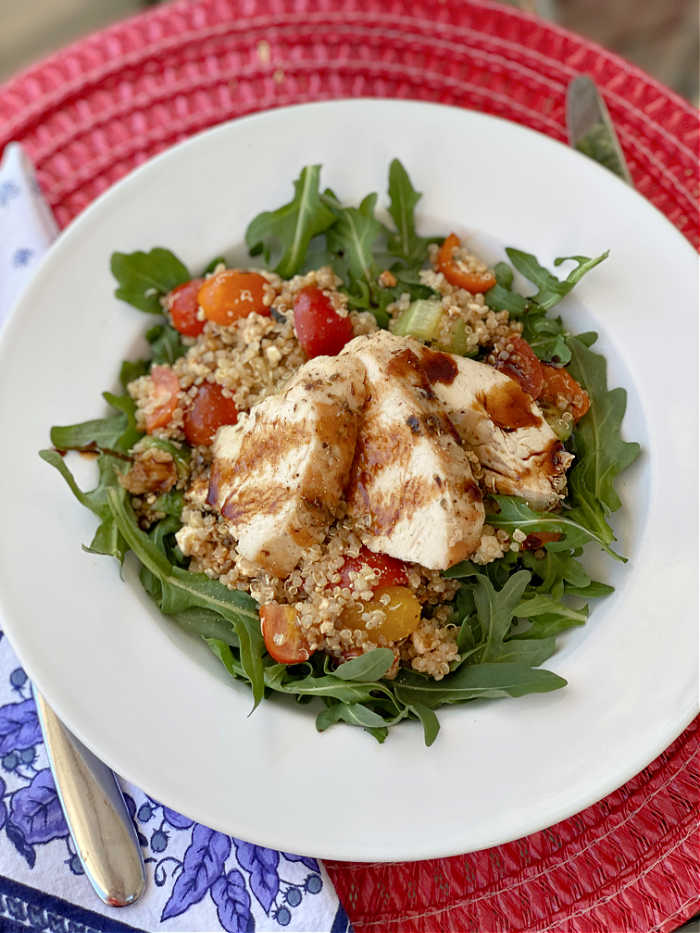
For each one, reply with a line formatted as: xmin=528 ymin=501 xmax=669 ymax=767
xmin=1 ymin=2 xmax=698 ymax=931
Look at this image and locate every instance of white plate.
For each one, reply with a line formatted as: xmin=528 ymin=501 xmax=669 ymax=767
xmin=0 ymin=100 xmax=696 ymax=861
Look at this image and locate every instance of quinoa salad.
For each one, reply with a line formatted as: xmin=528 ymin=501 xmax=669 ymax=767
xmin=42 ymin=161 xmax=640 ymax=744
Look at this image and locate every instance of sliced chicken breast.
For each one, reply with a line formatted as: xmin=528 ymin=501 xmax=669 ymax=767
xmin=206 ymin=355 xmax=366 ymax=576
xmin=424 ymin=350 xmax=573 ymax=509
xmin=341 ymin=332 xmax=485 ymax=570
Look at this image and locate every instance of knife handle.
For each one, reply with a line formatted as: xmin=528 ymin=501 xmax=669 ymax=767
xmin=33 ymin=687 xmax=146 ymax=907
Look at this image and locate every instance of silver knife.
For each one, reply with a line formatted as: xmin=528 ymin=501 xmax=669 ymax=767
xmin=33 ymin=686 xmax=146 ymax=907
xmin=566 ymin=75 xmax=632 ymax=184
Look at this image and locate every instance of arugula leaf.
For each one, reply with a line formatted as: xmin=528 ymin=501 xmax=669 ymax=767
xmin=202 ymin=256 xmax=226 ymax=275
xmin=172 ymin=608 xmax=240 ymax=646
xmin=394 ymin=663 xmax=566 ymax=709
xmin=245 ymin=165 xmax=336 ymax=277
xmin=405 ymin=701 xmax=440 ymax=746
xmin=506 ymin=249 xmax=608 ymax=311
xmin=494 ymin=637 xmax=557 ymax=666
xmin=486 ymin=495 xmax=619 ymax=556
xmin=385 ymin=159 xmax=440 ymax=264
xmin=39 ymin=449 xmax=130 ymax=563
xmin=49 ymin=391 xmax=141 ymax=455
xmin=104 ymin=488 xmax=265 ymax=707
xmin=145 ymin=322 xmax=187 ymax=365
xmin=325 ymin=192 xmax=384 ymax=293
xmin=120 ymin=358 xmax=149 ymax=390
xmin=333 ymin=648 xmax=395 ymax=682
xmin=316 ymin=702 xmax=391 ymax=731
xmin=564 ymin=336 xmax=641 ymax=546
xmin=470 ymin=570 xmax=531 ymax=661
xmin=111 ymin=248 xmax=190 ymax=314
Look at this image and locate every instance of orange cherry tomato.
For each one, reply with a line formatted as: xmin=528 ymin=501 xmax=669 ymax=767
xmin=539 ymin=364 xmax=591 ymax=422
xmin=493 ymin=335 xmax=545 ymax=399
xmin=166 ymin=278 xmax=205 ymax=336
xmin=145 ymin=366 xmax=180 ymax=433
xmin=183 ymin=382 xmax=238 ymax=446
xmin=260 ymin=603 xmax=311 ymax=664
xmin=339 ymin=547 xmax=408 ymax=589
xmin=342 ymin=586 xmax=421 ymax=642
xmin=197 ymin=271 xmax=270 ymax=325
xmin=293 ymin=286 xmax=354 ymax=358
xmin=436 ymin=233 xmax=497 ymax=293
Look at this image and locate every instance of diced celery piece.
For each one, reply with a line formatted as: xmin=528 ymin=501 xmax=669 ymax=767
xmin=392 ymin=299 xmax=443 ymax=341
xmin=445 ymin=319 xmax=468 ymax=356
xmin=541 ymin=406 xmax=574 ymax=441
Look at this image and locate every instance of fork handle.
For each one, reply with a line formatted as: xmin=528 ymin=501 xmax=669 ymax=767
xmin=33 ymin=686 xmax=146 ymax=907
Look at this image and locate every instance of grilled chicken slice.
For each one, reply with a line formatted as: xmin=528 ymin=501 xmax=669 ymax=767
xmin=206 ymin=355 xmax=367 ymax=576
xmin=427 ymin=352 xmax=573 ymax=509
xmin=341 ymin=332 xmax=485 ymax=570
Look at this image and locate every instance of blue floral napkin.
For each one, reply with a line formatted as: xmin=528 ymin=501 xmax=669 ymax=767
xmin=0 ymin=142 xmax=351 ymax=933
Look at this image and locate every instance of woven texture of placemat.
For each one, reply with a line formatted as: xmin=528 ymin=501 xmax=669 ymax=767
xmin=0 ymin=2 xmax=698 ymax=931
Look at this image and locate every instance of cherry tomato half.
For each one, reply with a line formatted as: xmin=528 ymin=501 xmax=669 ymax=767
xmin=183 ymin=382 xmax=238 ymax=446
xmin=539 ymin=364 xmax=591 ymax=421
xmin=436 ymin=233 xmax=497 ymax=293
xmin=293 ymin=286 xmax=354 ymax=358
xmin=166 ymin=278 xmax=205 ymax=336
xmin=146 ymin=366 xmax=180 ymax=433
xmin=342 ymin=586 xmax=421 ymax=642
xmin=260 ymin=603 xmax=311 ymax=664
xmin=339 ymin=546 xmax=408 ymax=589
xmin=197 ymin=271 xmax=270 ymax=325
xmin=494 ymin=336 xmax=545 ymax=399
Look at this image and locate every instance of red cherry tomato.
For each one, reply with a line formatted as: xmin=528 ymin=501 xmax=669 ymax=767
xmin=539 ymin=364 xmax=591 ymax=421
xmin=339 ymin=546 xmax=409 ymax=589
xmin=436 ymin=233 xmax=497 ymax=293
xmin=260 ymin=603 xmax=311 ymax=664
xmin=293 ymin=286 xmax=354 ymax=358
xmin=183 ymin=382 xmax=238 ymax=446
xmin=146 ymin=366 xmax=180 ymax=433
xmin=166 ymin=279 xmax=205 ymax=336
xmin=493 ymin=336 xmax=545 ymax=399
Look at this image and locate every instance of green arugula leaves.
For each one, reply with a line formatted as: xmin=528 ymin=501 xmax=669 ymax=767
xmin=485 ymin=249 xmax=608 ymax=364
xmin=245 ymin=159 xmax=439 ymax=325
xmin=110 ymin=248 xmax=190 ymax=314
xmin=245 ymin=165 xmax=337 ymax=277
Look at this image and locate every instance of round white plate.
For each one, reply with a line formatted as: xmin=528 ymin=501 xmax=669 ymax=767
xmin=0 ymin=100 xmax=696 ymax=861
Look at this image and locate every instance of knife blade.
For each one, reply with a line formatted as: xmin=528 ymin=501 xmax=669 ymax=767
xmin=566 ymin=75 xmax=632 ymax=184
xmin=33 ymin=686 xmax=146 ymax=907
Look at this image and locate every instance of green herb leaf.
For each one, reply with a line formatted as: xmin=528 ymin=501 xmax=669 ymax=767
xmin=111 ymin=248 xmax=190 ymax=314
xmin=487 ymin=495 xmax=619 ymax=556
xmin=120 ymin=358 xmax=149 ymax=389
xmin=39 ymin=449 xmax=130 ymax=562
xmin=325 ymin=192 xmax=384 ymax=295
xmin=333 ymin=648 xmax=396 ymax=682
xmin=385 ymin=159 xmax=440 ymax=264
xmin=505 ymin=249 xmax=608 ymax=311
xmin=494 ymin=637 xmax=557 ymax=666
xmin=395 ymin=663 xmax=566 ymax=708
xmin=470 ymin=570 xmax=531 ymax=661
xmin=146 ymin=322 xmax=187 ymax=365
xmin=400 ymin=699 xmax=440 ymax=746
xmin=245 ymin=165 xmax=336 ymax=277
xmin=564 ymin=336 xmax=641 ymax=547
xmin=104 ymin=488 xmax=265 ymax=707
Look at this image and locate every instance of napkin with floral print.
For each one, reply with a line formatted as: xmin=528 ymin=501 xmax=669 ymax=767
xmin=0 ymin=142 xmax=351 ymax=933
